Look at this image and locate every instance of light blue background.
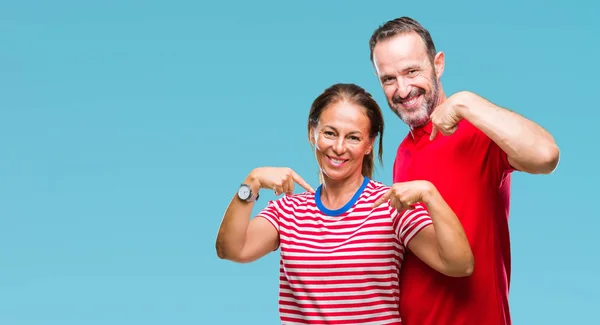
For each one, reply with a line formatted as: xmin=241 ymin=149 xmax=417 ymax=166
xmin=1 ymin=0 xmax=597 ymax=324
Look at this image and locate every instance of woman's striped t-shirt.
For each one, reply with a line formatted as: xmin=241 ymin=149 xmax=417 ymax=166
xmin=257 ymin=177 xmax=433 ymax=324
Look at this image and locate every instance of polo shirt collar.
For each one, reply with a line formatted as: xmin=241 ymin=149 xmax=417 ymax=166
xmin=410 ymin=120 xmax=433 ymax=141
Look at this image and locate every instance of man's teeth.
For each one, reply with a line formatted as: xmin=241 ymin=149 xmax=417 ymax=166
xmin=403 ymin=96 xmax=418 ymax=105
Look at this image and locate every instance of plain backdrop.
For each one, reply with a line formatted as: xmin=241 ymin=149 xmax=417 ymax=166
xmin=1 ymin=0 xmax=597 ymax=324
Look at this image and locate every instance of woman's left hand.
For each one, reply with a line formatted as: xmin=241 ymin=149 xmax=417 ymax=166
xmin=372 ymin=180 xmax=434 ymax=211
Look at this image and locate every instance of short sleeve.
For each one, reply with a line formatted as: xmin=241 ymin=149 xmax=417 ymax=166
xmin=466 ymin=120 xmax=515 ymax=175
xmin=391 ymin=203 xmax=433 ymax=247
xmin=255 ymin=199 xmax=281 ymax=233
xmin=490 ymin=139 xmax=516 ymax=174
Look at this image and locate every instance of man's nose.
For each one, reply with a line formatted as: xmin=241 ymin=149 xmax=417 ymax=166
xmin=396 ymin=78 xmax=411 ymax=99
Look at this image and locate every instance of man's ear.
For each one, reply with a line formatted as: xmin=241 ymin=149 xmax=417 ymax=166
xmin=434 ymin=51 xmax=445 ymax=79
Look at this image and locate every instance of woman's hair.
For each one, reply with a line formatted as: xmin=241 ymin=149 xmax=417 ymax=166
xmin=307 ymin=83 xmax=385 ymax=179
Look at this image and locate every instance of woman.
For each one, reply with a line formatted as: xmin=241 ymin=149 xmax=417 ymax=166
xmin=215 ymin=83 xmax=474 ymax=324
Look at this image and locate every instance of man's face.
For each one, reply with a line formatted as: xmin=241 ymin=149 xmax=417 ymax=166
xmin=372 ymin=33 xmax=443 ymax=128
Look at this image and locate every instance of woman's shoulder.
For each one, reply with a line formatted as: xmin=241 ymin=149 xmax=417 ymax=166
xmin=359 ymin=179 xmax=392 ymax=203
xmin=268 ymin=190 xmax=315 ymax=208
xmin=365 ymin=179 xmax=391 ymax=193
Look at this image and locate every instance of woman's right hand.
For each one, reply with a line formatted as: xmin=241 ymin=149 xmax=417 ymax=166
xmin=247 ymin=167 xmax=315 ymax=196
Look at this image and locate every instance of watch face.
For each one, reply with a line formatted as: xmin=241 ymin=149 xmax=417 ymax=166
xmin=238 ymin=185 xmax=251 ymax=200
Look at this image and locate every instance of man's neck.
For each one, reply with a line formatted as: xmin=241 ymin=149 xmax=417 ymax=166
xmin=436 ymin=87 xmax=448 ymax=108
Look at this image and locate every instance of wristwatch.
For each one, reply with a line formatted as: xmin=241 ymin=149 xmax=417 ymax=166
xmin=237 ymin=184 xmax=259 ymax=202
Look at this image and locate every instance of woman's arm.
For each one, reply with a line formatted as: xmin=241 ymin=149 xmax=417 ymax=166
xmin=407 ymin=183 xmax=474 ymax=277
xmin=373 ymin=181 xmax=474 ymax=277
xmin=215 ymin=174 xmax=279 ymax=263
xmin=215 ymin=167 xmax=314 ymax=263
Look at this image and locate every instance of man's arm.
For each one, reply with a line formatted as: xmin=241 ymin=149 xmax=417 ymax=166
xmin=456 ymin=91 xmax=560 ymax=174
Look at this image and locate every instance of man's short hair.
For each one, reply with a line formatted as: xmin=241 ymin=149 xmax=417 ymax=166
xmin=369 ymin=16 xmax=437 ymax=63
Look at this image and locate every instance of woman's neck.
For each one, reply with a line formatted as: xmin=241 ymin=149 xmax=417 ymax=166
xmin=319 ymin=173 xmax=365 ymax=210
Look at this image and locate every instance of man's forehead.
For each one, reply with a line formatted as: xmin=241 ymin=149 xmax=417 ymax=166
xmin=373 ymin=33 xmax=428 ymax=67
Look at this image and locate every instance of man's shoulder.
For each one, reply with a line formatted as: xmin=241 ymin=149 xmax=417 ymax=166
xmin=397 ymin=131 xmax=414 ymax=149
xmin=452 ymin=119 xmax=497 ymax=154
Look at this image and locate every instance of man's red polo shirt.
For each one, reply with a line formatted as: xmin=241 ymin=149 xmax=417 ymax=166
xmin=394 ymin=119 xmax=515 ymax=325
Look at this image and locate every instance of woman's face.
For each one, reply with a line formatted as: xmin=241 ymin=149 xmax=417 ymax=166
xmin=311 ymin=100 xmax=373 ymax=182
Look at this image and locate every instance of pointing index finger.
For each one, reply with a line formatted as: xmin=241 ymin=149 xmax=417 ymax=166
xmin=291 ymin=170 xmax=315 ymax=193
xmin=430 ymin=125 xmax=438 ymax=141
xmin=372 ymin=190 xmax=391 ymax=208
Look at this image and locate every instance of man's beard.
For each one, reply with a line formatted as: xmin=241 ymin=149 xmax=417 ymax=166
xmin=389 ymin=77 xmax=440 ymax=129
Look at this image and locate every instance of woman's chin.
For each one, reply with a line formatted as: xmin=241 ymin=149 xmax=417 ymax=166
xmin=320 ymin=168 xmax=360 ymax=183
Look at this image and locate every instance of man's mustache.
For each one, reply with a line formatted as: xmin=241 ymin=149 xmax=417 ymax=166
xmin=392 ymin=88 xmax=426 ymax=104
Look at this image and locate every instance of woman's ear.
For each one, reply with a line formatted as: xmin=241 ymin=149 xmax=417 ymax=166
xmin=365 ymin=137 xmax=375 ymax=155
xmin=308 ymin=128 xmax=316 ymax=146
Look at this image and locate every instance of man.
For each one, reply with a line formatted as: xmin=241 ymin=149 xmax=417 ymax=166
xmin=369 ymin=17 xmax=560 ymax=325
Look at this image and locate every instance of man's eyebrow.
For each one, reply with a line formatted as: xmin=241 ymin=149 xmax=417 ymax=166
xmin=403 ymin=64 xmax=422 ymax=72
xmin=379 ymin=74 xmax=394 ymax=81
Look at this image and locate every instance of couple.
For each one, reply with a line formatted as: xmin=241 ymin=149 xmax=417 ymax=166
xmin=215 ymin=17 xmax=559 ymax=325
